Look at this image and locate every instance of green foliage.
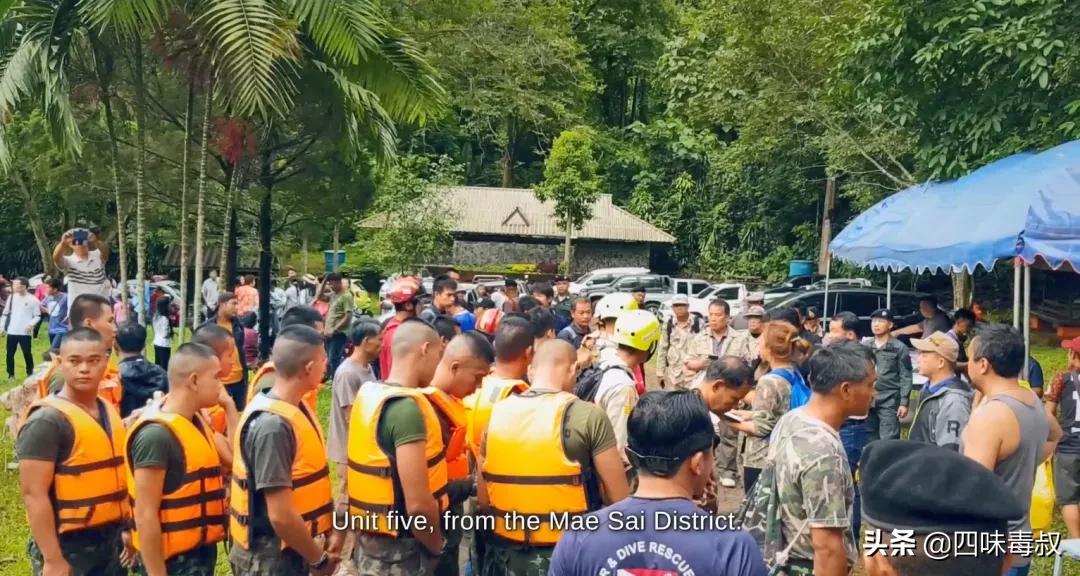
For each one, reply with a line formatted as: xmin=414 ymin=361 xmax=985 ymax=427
xmin=535 ymin=126 xmax=603 ymax=233
xmin=350 ymin=155 xmax=461 ymax=274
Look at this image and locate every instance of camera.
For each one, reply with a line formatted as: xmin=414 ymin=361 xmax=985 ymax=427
xmin=72 ymin=228 xmax=89 ymax=246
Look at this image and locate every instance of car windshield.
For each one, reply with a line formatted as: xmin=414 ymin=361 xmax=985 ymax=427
xmin=574 ymin=272 xmax=596 ymax=284
xmin=695 ymin=286 xmax=716 ymax=298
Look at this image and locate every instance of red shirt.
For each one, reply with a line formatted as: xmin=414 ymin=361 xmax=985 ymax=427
xmin=380 ymin=316 xmax=403 ymax=378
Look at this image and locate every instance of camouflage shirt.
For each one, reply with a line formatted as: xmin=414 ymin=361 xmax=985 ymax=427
xmin=769 ymin=408 xmax=857 ymax=566
xmin=656 ymin=317 xmax=703 ymax=389
xmin=743 ymin=372 xmax=791 ymax=469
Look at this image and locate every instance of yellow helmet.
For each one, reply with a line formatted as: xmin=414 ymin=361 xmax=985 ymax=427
xmin=594 ymin=293 xmax=638 ymax=320
xmin=614 ymin=309 xmax=661 ymax=352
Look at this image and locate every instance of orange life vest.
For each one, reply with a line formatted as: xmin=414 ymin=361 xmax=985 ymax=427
xmin=246 ymin=362 xmax=319 ymax=414
xmin=465 ymin=375 xmax=529 ymax=458
xmin=421 ymin=387 xmax=469 ymax=481
xmin=229 ymin=393 xmax=333 ymax=550
xmin=125 ymin=409 xmax=226 ymax=559
xmin=482 ymin=391 xmax=592 ymax=546
xmin=21 ymin=395 xmax=129 ymax=534
xmin=38 ymin=358 xmax=123 ymax=411
xmin=347 ymin=383 xmax=449 ymax=537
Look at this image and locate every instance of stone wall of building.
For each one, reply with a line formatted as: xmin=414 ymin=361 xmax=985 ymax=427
xmin=452 ymin=239 xmax=649 ymax=273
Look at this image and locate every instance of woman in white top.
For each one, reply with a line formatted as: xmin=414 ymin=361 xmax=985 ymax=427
xmin=152 ymin=297 xmax=173 ymax=370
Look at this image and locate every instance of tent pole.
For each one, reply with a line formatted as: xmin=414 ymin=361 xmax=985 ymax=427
xmin=1013 ymin=260 xmax=1021 ymax=329
xmin=823 ymin=255 xmax=832 ymax=319
xmin=886 ymin=271 xmax=892 ymax=309
xmin=1023 ymin=265 xmax=1031 ymax=380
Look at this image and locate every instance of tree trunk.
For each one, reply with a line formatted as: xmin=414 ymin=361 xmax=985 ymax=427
xmin=192 ymin=85 xmax=213 ymax=328
xmin=563 ymin=225 xmax=573 ymax=274
xmin=501 ymin=116 xmax=515 ymax=188
xmin=302 ymin=236 xmax=308 ymax=274
xmin=92 ymin=36 xmax=129 ymax=311
xmin=133 ymin=40 xmax=148 ymax=325
xmin=178 ymin=80 xmax=195 ymax=340
xmin=818 ymin=176 xmax=836 ymax=273
xmin=221 ymin=166 xmax=239 ymax=290
xmin=11 ymin=169 xmax=55 ymax=275
xmin=226 ymin=201 xmax=239 ymax=291
xmin=952 ymin=270 xmax=972 ymax=309
xmin=258 ymin=151 xmax=274 ymax=361
xmin=332 ymin=222 xmax=340 ymax=272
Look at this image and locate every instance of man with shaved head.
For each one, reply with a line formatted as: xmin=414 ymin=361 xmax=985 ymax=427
xmin=424 ymin=332 xmax=495 ymax=576
xmin=477 ymin=340 xmax=630 ymax=575
xmin=126 ymin=343 xmax=227 ymax=575
xmin=229 ymin=326 xmax=340 ymax=576
xmin=191 ymin=324 xmax=241 ymax=443
xmin=350 ymin=318 xmax=448 ymax=574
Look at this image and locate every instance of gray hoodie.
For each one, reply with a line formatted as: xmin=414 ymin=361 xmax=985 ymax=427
xmin=908 ymin=377 xmax=973 ymax=452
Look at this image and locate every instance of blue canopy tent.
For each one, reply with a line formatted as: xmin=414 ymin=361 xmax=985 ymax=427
xmin=828 ymin=139 xmax=1080 ymax=374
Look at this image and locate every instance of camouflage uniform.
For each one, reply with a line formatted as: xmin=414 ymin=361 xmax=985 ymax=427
xmin=229 ymin=534 xmax=308 ymax=575
xmin=479 ymin=543 xmax=552 ymax=576
xmin=656 ymin=317 xmax=703 ymax=389
xmin=435 ymin=501 xmax=465 ymax=576
xmin=770 ymin=408 xmax=857 ymax=569
xmin=28 ymin=525 xmax=126 ymax=576
xmin=136 ymin=544 xmax=217 ymax=575
xmin=692 ymin=329 xmax=757 ymax=485
xmin=354 ymin=533 xmax=439 ymax=576
xmin=743 ymin=372 xmax=792 ymax=470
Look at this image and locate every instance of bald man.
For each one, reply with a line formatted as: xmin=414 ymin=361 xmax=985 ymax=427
xmin=477 ymin=340 xmax=630 ymax=575
xmin=349 ymin=319 xmax=449 ymax=575
xmin=425 ymin=333 xmax=495 ymax=576
xmin=126 ymin=343 xmax=227 ymax=575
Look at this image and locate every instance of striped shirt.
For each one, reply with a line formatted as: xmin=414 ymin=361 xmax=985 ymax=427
xmin=61 ymin=250 xmax=110 ymax=305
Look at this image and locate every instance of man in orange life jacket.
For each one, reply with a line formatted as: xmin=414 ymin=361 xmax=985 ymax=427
xmin=477 ymin=339 xmax=630 ymax=575
xmin=190 ymin=324 xmax=241 ymax=466
xmin=126 ymin=343 xmax=229 ymax=575
xmin=41 ymin=294 xmax=122 ymax=409
xmin=229 ymin=325 xmax=341 ymax=575
xmin=425 ymin=332 xmax=496 ymax=576
xmin=18 ymin=327 xmax=135 ymax=576
xmin=247 ymin=305 xmax=326 ymax=404
xmin=348 ymin=319 xmax=448 ymax=575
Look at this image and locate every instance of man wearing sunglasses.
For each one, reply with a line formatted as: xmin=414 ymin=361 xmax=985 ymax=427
xmin=549 ymin=390 xmax=766 ymax=576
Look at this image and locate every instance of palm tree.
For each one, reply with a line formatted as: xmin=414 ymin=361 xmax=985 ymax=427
xmin=192 ymin=81 xmax=213 ymax=328
xmin=193 ymin=0 xmax=446 ymax=359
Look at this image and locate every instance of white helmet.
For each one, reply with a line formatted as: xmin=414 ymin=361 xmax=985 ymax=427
xmin=594 ymin=293 xmax=638 ymax=320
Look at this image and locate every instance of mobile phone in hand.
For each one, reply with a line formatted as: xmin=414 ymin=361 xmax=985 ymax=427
xmin=73 ymin=228 xmax=89 ymax=246
xmin=722 ymin=411 xmax=746 ymax=423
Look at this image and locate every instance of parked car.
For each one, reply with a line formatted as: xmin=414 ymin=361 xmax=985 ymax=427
xmin=762 ymin=276 xmax=872 ymax=303
xmin=471 ymin=274 xmax=505 ymax=284
xmin=569 ymin=267 xmax=650 ymax=294
xmin=584 ymin=274 xmax=673 ymax=313
xmin=765 ymin=287 xmax=925 ymax=338
xmin=671 ymin=278 xmax=712 ymax=297
xmin=660 ymin=282 xmax=748 ymax=321
xmin=125 ymin=281 xmax=184 ymax=325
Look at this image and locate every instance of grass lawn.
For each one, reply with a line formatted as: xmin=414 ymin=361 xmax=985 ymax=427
xmin=0 ymin=332 xmax=1078 ymax=574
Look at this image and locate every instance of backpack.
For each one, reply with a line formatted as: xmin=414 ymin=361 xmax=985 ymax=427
xmin=574 ymin=365 xmax=632 ymax=402
xmin=665 ymin=315 xmax=702 ymax=340
xmin=770 ymin=368 xmax=811 ymax=411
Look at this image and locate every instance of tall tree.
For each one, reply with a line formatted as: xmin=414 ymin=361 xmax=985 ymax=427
xmin=535 ymin=126 xmax=603 ymax=272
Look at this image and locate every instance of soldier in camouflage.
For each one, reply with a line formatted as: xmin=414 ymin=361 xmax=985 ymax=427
xmin=355 ymin=534 xmax=440 ymax=576
xmin=27 ymin=528 xmax=128 ymax=576
xmin=750 ymin=342 xmax=875 ymax=576
xmin=656 ymin=295 xmax=704 ymax=390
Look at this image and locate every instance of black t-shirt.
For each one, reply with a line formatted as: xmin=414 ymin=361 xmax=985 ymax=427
xmin=1059 ymin=374 xmax=1080 ymax=455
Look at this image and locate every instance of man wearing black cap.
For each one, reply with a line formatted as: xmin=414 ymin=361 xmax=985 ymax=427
xmin=862 ymin=309 xmax=912 ymax=441
xmin=551 ymin=276 xmax=573 ymax=330
xmin=860 ymin=440 xmax=1024 ymax=575
xmin=549 ymin=390 xmax=767 ymax=575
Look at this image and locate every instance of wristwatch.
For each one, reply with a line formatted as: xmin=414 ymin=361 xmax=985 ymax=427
xmin=311 ymin=551 xmax=330 ymax=571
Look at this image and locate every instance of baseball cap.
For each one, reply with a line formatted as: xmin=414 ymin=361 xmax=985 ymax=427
xmin=911 ymin=331 xmax=960 ymax=363
xmin=869 ymin=308 xmax=893 ymax=321
xmin=388 ymin=277 xmax=421 ymax=304
xmin=671 ymin=294 xmax=689 ymax=306
xmin=1062 ymin=337 xmax=1080 ymax=353
xmin=744 ymin=305 xmax=766 ymax=318
xmin=747 ymin=291 xmax=765 ymax=302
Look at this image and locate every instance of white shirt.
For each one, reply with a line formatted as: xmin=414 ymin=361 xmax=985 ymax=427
xmin=2 ymin=293 xmax=42 ymax=336
xmin=595 ymin=355 xmax=639 ymax=466
xmin=491 ymin=290 xmax=507 ymax=310
xmin=152 ymin=315 xmax=172 ymax=347
xmin=201 ymin=277 xmax=220 ymax=309
xmin=61 ymin=249 xmax=110 ymax=305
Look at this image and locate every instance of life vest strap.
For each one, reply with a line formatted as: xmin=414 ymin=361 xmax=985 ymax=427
xmin=56 ymin=489 xmax=128 ymax=509
xmin=181 ymin=467 xmax=224 ymax=483
xmin=348 ymin=498 xmax=393 ymax=514
xmin=348 ymin=459 xmax=393 ymax=478
xmin=56 ymin=456 xmax=124 ymax=475
xmin=160 ymin=515 xmax=227 ymax=533
xmin=301 ymin=502 xmax=334 ymax=523
xmin=229 ymin=507 xmax=250 ymax=526
xmin=292 ymin=466 xmax=329 ymax=489
xmin=157 ymin=489 xmax=227 ymax=510
xmin=481 ymin=472 xmax=584 ymax=486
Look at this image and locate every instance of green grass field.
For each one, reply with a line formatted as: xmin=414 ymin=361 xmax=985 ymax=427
xmin=0 ymin=331 xmax=1078 ymax=574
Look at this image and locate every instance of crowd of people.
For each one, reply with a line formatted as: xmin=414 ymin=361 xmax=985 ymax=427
xmin=4 ymin=243 xmax=1078 ymax=576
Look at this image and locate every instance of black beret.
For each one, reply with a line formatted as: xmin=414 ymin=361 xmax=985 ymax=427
xmin=859 ymin=440 xmax=1025 ymax=533
xmin=870 ymin=308 xmax=893 ymax=321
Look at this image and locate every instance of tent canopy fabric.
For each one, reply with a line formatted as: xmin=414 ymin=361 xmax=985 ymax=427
xmin=830 ymin=140 xmax=1080 ymax=274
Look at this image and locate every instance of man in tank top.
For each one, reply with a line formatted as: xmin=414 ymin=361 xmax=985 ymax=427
xmin=960 ymin=324 xmax=1062 ymax=576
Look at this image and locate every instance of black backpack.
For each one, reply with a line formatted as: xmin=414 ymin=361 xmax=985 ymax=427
xmin=666 ymin=315 xmax=703 ymax=339
xmin=574 ymin=364 xmax=632 ymax=402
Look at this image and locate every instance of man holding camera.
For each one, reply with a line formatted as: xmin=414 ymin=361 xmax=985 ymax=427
xmin=53 ymin=228 xmax=111 ymax=307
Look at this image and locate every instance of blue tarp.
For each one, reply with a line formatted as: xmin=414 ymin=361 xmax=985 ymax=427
xmin=830 ymin=140 xmax=1080 ymax=273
